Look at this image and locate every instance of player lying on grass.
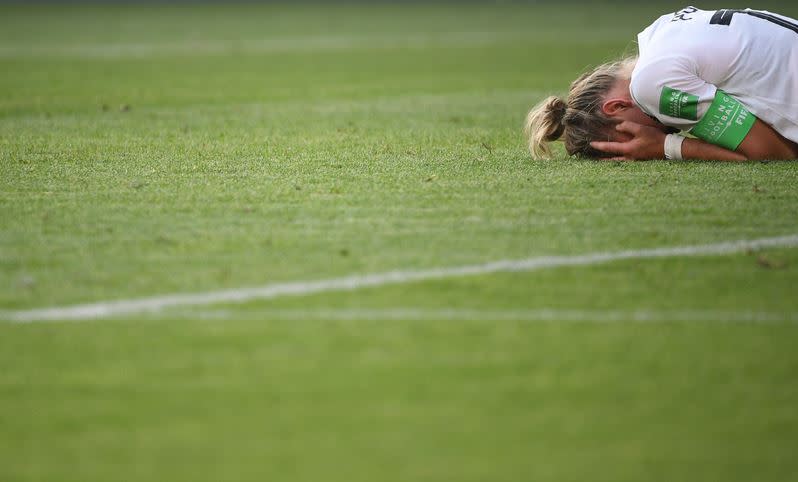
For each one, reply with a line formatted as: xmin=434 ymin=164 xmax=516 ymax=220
xmin=525 ymin=6 xmax=798 ymax=161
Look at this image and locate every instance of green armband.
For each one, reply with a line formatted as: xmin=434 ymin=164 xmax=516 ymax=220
xmin=689 ymin=90 xmax=756 ymax=151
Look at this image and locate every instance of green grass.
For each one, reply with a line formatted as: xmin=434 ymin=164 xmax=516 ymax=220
xmin=2 ymin=2 xmax=798 ymax=481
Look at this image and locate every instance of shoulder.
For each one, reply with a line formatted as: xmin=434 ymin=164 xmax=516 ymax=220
xmin=630 ymin=56 xmax=719 ymax=131
xmin=629 ymin=57 xmax=697 ymax=116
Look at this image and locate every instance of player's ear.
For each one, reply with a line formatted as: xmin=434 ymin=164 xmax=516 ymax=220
xmin=601 ymin=98 xmax=634 ymax=117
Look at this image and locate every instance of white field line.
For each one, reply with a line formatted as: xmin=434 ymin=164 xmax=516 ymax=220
xmin=4 ymin=234 xmax=798 ymax=323
xmin=171 ymin=308 xmax=798 ymax=324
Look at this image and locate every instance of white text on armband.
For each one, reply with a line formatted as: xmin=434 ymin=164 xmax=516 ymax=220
xmin=689 ymin=90 xmax=756 ymax=151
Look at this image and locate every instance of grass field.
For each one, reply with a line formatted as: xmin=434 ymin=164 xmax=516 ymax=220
xmin=2 ymin=1 xmax=798 ymax=481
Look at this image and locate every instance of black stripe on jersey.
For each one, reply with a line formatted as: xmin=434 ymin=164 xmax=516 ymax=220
xmin=710 ymin=9 xmax=798 ymax=35
xmin=709 ymin=9 xmax=734 ymax=25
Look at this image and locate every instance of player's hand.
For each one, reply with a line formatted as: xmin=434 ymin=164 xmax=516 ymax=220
xmin=590 ymin=121 xmax=667 ymax=160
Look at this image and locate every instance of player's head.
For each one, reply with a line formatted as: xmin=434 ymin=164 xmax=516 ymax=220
xmin=524 ymin=57 xmax=641 ymax=159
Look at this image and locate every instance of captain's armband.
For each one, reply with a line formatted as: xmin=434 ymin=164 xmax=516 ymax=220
xmin=689 ymin=90 xmax=756 ymax=151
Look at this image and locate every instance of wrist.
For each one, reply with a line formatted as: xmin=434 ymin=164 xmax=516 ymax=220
xmin=664 ymin=134 xmax=685 ymax=160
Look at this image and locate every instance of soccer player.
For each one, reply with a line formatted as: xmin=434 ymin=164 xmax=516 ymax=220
xmin=525 ymin=6 xmax=798 ymax=161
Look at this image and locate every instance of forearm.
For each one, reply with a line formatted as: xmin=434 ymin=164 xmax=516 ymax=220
xmin=681 ymin=137 xmax=747 ymax=161
xmin=680 ymin=118 xmax=798 ymax=161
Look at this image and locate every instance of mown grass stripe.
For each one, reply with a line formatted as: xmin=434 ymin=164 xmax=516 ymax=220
xmin=167 ymin=307 xmax=798 ymax=323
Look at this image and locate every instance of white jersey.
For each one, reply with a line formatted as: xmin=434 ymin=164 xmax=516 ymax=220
xmin=630 ymin=6 xmax=798 ymax=150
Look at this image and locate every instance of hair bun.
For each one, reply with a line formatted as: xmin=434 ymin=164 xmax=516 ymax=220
xmin=524 ymin=95 xmax=568 ymax=159
xmin=544 ymin=97 xmax=567 ymax=141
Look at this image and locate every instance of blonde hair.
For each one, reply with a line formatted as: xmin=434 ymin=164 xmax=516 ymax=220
xmin=524 ymin=57 xmax=637 ymax=159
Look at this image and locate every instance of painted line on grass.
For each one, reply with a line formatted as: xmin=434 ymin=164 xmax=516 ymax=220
xmin=4 ymin=234 xmax=798 ymax=322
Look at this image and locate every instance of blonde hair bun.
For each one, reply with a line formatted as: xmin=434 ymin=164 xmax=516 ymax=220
xmin=524 ymin=95 xmax=567 ymax=159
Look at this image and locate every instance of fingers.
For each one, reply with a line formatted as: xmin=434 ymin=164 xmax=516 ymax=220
xmin=615 ymin=121 xmax=642 ymax=135
xmin=592 ymin=121 xmax=648 ymax=156
xmin=590 ymin=140 xmax=627 ymax=155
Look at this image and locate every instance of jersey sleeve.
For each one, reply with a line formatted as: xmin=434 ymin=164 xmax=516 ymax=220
xmin=630 ymin=57 xmax=756 ymax=151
